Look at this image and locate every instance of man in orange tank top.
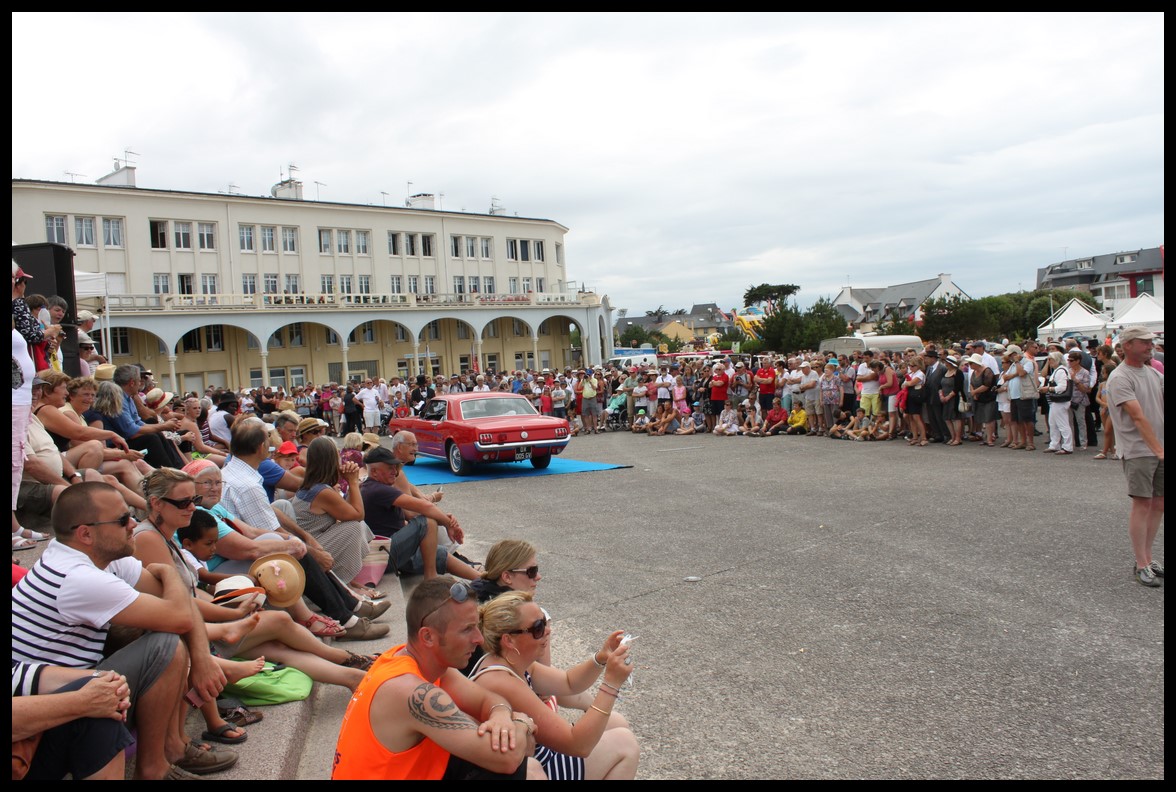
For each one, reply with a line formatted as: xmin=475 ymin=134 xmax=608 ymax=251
xmin=332 ymin=577 xmax=538 ymax=779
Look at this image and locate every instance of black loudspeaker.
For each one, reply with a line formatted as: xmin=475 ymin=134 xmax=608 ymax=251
xmin=12 ymin=242 xmax=81 ymax=376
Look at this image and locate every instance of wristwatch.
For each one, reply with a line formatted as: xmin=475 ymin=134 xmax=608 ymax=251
xmin=69 ymin=471 xmax=83 ymax=482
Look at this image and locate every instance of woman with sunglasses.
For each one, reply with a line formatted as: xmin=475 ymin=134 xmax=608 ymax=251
xmin=292 ymin=436 xmax=374 ymax=588
xmin=175 ymin=398 xmax=228 ymax=467
xmin=473 ymin=592 xmax=639 ymax=780
xmin=131 ymin=469 xmax=374 ymax=690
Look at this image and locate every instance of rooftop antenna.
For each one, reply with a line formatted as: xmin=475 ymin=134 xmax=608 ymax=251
xmin=64 ymin=171 xmax=86 ymax=183
xmin=221 ymin=183 xmax=240 ymax=195
xmin=314 ymin=181 xmax=327 ymax=200
xmin=379 ymin=191 xmax=390 ymax=207
xmin=438 ymin=192 xmax=445 ymax=210
xmin=405 ymin=181 xmax=413 ymax=207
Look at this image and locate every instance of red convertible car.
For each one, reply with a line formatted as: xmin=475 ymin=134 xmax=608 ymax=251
xmin=387 ymin=392 xmax=571 ymax=475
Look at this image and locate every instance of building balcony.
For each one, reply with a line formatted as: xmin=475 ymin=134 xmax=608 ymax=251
xmin=106 ymin=290 xmax=600 ymax=313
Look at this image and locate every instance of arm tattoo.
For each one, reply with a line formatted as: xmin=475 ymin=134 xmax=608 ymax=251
xmin=407 ymin=683 xmax=478 ymax=731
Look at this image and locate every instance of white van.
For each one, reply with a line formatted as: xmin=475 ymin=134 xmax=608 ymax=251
xmin=607 ymin=352 xmax=660 ymax=370
xmin=818 ymin=335 xmax=924 ymax=357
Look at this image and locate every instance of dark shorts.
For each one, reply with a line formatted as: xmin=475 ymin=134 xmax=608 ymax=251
xmin=707 ymin=399 xmax=724 ymax=416
xmin=386 ymin=515 xmax=449 ymax=576
xmin=1123 ymin=457 xmax=1164 ymax=499
xmin=23 ymin=676 xmax=135 ymax=780
xmin=1014 ymin=398 xmax=1037 ymax=423
xmin=443 ymin=754 xmax=528 ymax=780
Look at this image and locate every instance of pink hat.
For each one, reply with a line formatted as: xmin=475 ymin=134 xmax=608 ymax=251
xmin=182 ymin=459 xmax=218 ymax=478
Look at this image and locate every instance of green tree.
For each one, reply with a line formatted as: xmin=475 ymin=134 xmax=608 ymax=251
xmin=714 ymin=327 xmax=748 ymax=350
xmin=797 ymin=297 xmax=849 ymax=350
xmin=759 ymin=301 xmax=804 ymax=353
xmin=877 ymin=307 xmax=918 ymax=337
xmin=744 ymin=283 xmax=800 ymax=309
xmin=619 ymin=324 xmax=656 ymax=348
xmin=645 ymin=305 xmax=668 ymax=322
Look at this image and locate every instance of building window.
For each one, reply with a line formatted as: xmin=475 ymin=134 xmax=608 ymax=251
xmin=534 ymin=241 xmax=544 ymax=262
xmin=451 ymin=235 xmax=463 ymax=258
xmin=239 ymin=225 xmax=254 ymax=252
xmin=268 ymin=331 xmax=284 ymax=349
xmin=395 ymin=325 xmax=407 ymax=342
xmin=481 ymin=237 xmax=491 ymax=259
xmin=457 ymin=323 xmax=470 ymax=339
xmin=427 ymin=320 xmax=440 ymax=341
xmin=421 ymin=234 xmax=434 ymax=257
xmin=178 ymin=274 xmax=194 ymax=296
xmin=181 ymin=329 xmax=202 ymax=353
xmin=326 ymin=328 xmax=339 ymax=345
xmin=358 ymin=275 xmax=371 ymax=296
xmin=523 ymin=278 xmax=532 ymax=293
xmin=466 ymin=237 xmax=477 ymax=259
xmin=388 ymin=231 xmax=400 ymax=255
xmin=407 ymin=275 xmax=419 ymax=294
xmin=555 ymin=243 xmax=563 ymax=265
xmin=261 ymin=226 xmax=276 ymax=252
xmin=423 ymin=276 xmax=435 ymax=294
xmin=281 ymin=227 xmax=297 ymax=253
xmin=285 ymin=274 xmax=301 ymax=295
xmin=486 ymin=320 xmax=498 ymax=338
xmin=111 ymin=327 xmax=130 ymax=356
xmin=506 ymin=239 xmax=518 ymax=261
xmin=340 ymin=275 xmax=353 ymax=297
xmin=289 ymin=323 xmax=304 ymax=347
xmin=75 ymin=217 xmax=95 ymax=247
xmin=535 ymin=277 xmax=545 ymax=292
xmin=102 ymin=218 xmax=124 ymax=247
xmin=153 ymin=273 xmax=171 ymax=294
xmin=198 ymin=223 xmax=216 ymax=250
xmin=519 ymin=240 xmax=530 ymax=262
xmin=45 ymin=215 xmax=67 ymax=244
xmin=201 ymin=274 xmax=218 ymax=300
xmin=1135 ymin=275 xmax=1155 ymax=295
xmin=205 ymin=325 xmax=224 ymax=351
xmin=356 ymin=230 xmax=369 ymax=255
xmin=150 ymin=220 xmax=168 ymax=249
xmin=363 ymin=322 xmax=376 ymax=343
xmin=486 ymin=353 xmax=498 ymax=372
xmin=539 ymin=320 xmax=550 ymax=336
xmin=321 ymin=274 xmax=334 ymax=295
xmin=454 ymin=276 xmax=465 ymax=294
xmin=319 ymin=229 xmax=332 ymax=254
xmin=337 ymin=230 xmax=350 ymax=254
xmin=483 ymin=276 xmax=495 ymax=294
xmin=289 ymin=367 xmax=307 ymax=388
xmin=509 ymin=277 xmax=519 ymax=294
xmin=513 ymin=319 xmax=524 ymax=336
xmin=390 ymin=275 xmax=402 ymax=293
xmin=263 ymin=273 xmax=279 ymax=294
xmin=269 ymin=368 xmax=287 ymax=389
xmin=242 ymin=274 xmax=257 ymax=295
xmin=247 ymin=334 xmax=259 ymax=350
xmin=1117 ymin=254 xmax=1138 ymax=265
xmin=405 ymin=234 xmax=417 ymax=256
xmin=174 ymin=222 xmax=192 ymax=249
xmin=249 ymin=369 xmax=263 ymax=388
xmin=1076 ymin=260 xmax=1092 ymax=270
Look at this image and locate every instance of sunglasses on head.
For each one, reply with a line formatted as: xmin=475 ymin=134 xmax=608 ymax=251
xmin=160 ymin=495 xmax=203 ymax=509
xmin=509 ymin=565 xmax=539 ymax=579
xmin=417 ymin=581 xmax=475 ymax=630
xmin=508 ymin=617 xmax=549 ymax=640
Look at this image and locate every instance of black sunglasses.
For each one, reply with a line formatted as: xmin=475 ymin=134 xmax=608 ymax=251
xmin=417 ymin=581 xmax=475 ymax=630
xmin=72 ymin=511 xmax=133 ymax=531
xmin=509 ymin=565 xmax=539 ymax=579
xmin=160 ymin=495 xmax=203 ymax=509
xmin=508 ymin=617 xmax=549 ymax=640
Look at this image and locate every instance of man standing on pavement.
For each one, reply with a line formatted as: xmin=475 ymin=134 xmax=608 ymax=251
xmin=332 ymin=576 xmax=534 ymax=780
xmin=1106 ymin=327 xmax=1165 ymax=587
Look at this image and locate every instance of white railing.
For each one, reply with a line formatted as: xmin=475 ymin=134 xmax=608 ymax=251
xmin=106 ymin=291 xmax=597 ymax=312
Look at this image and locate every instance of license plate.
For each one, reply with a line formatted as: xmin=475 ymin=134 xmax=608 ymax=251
xmin=513 ymin=447 xmax=532 ymax=461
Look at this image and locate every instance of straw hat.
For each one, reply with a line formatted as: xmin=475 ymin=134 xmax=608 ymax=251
xmin=248 ymin=553 xmax=306 ymax=608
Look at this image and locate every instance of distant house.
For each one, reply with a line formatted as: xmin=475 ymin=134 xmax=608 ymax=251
xmin=1035 ymin=247 xmax=1164 ymax=316
xmin=832 ymin=274 xmax=969 ymax=333
xmin=613 ymin=303 xmax=734 ymax=342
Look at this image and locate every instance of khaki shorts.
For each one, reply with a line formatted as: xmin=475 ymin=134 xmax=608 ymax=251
xmin=1123 ymin=456 xmax=1164 ymax=499
xmin=17 ymin=481 xmax=57 ymax=514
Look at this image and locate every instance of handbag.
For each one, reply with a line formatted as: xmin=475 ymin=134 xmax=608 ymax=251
xmin=222 ymin=661 xmax=314 ymax=706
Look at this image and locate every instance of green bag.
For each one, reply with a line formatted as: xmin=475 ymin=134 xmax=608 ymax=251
xmin=223 ymin=661 xmax=314 ymax=706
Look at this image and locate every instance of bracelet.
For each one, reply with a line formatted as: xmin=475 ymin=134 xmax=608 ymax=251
xmin=488 ymin=702 xmax=511 ymax=717
xmin=590 ymin=705 xmax=613 ymax=717
xmin=599 ymin=681 xmax=622 ymax=694
xmin=591 ymin=651 xmax=606 ymax=668
xmin=597 ymin=687 xmax=619 ymax=699
xmin=512 ymin=716 xmax=533 ymax=735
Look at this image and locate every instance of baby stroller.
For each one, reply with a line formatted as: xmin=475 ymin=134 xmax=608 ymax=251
xmin=605 ymin=393 xmax=629 ymax=431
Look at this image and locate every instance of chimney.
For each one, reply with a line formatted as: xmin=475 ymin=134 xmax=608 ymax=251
xmin=96 ymin=165 xmax=137 ymax=188
xmin=406 ymin=193 xmax=436 ymax=210
xmin=270 ymin=179 xmax=304 ymax=200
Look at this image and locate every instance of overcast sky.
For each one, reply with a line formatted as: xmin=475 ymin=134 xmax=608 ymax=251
xmin=12 ymin=12 xmax=1164 ymax=315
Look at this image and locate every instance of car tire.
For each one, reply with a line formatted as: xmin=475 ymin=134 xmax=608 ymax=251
xmin=530 ymin=454 xmax=552 ymax=470
xmin=447 ymin=442 xmax=471 ymax=476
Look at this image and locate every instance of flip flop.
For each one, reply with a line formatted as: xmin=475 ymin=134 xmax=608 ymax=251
xmin=16 ymin=528 xmax=50 ymax=542
xmin=218 ymin=700 xmax=264 ymax=727
xmin=202 ymin=723 xmax=248 ymax=744
xmin=11 ymin=534 xmax=38 ymax=551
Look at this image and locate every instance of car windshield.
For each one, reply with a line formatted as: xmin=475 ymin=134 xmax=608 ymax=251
xmin=457 ymin=397 xmax=539 ymax=420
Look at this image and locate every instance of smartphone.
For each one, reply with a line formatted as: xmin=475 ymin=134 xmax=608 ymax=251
xmin=184 ymin=687 xmax=205 ymax=708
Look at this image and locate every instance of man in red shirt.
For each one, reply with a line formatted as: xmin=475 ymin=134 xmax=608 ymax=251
xmin=763 ymin=397 xmax=790 ymax=435
xmin=706 ymin=364 xmax=729 ymax=433
xmin=754 ymin=359 xmax=778 ymax=416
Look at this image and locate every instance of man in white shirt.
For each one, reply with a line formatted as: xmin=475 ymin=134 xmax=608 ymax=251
xmin=11 ymin=482 xmax=233 ymax=779
xmin=856 ymin=350 xmax=881 ymax=418
xmin=356 ymin=380 xmax=383 ymax=432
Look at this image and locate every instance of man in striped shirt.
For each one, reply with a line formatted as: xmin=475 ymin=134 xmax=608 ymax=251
xmin=10 ymin=482 xmax=235 ymax=779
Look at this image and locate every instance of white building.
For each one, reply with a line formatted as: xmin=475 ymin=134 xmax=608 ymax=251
xmin=12 ymin=170 xmax=613 ymax=392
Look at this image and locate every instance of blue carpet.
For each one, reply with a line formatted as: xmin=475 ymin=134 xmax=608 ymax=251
xmin=403 ymin=456 xmax=630 ymax=485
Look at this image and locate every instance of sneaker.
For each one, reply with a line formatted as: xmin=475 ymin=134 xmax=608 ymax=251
xmin=337 ymin=616 xmax=391 ymax=642
xmin=1134 ymin=566 xmax=1161 ymax=588
xmin=354 ymin=599 xmax=393 ymax=620
xmin=1149 ymin=560 xmax=1165 ymax=578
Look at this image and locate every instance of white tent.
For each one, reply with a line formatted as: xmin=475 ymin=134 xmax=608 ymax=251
xmin=1037 ymin=297 xmax=1111 ymax=341
xmin=73 ymin=271 xmax=108 ymax=299
xmin=1107 ymin=293 xmax=1164 ymax=333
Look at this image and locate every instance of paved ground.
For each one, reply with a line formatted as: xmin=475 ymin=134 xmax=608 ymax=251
xmin=20 ymin=426 xmax=1163 ymax=779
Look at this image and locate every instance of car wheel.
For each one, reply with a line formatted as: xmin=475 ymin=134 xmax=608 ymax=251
xmin=530 ymin=454 xmax=552 ymax=470
xmin=447 ymin=442 xmax=471 ymax=476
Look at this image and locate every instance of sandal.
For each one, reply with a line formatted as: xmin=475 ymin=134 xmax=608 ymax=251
xmin=15 ymin=527 xmax=50 ymax=542
xmin=299 ymin=613 xmax=346 ymax=637
xmin=1024 ymin=445 xmax=1036 ymax=452
xmin=350 ymin=584 xmax=387 ymax=601
xmin=1093 ymin=452 xmax=1107 ymax=460
xmin=217 ymin=698 xmax=264 ymax=727
xmin=342 ymin=651 xmax=376 ymax=671
xmin=202 ymin=722 xmax=248 ymax=745
xmin=11 ymin=534 xmax=38 ymax=551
